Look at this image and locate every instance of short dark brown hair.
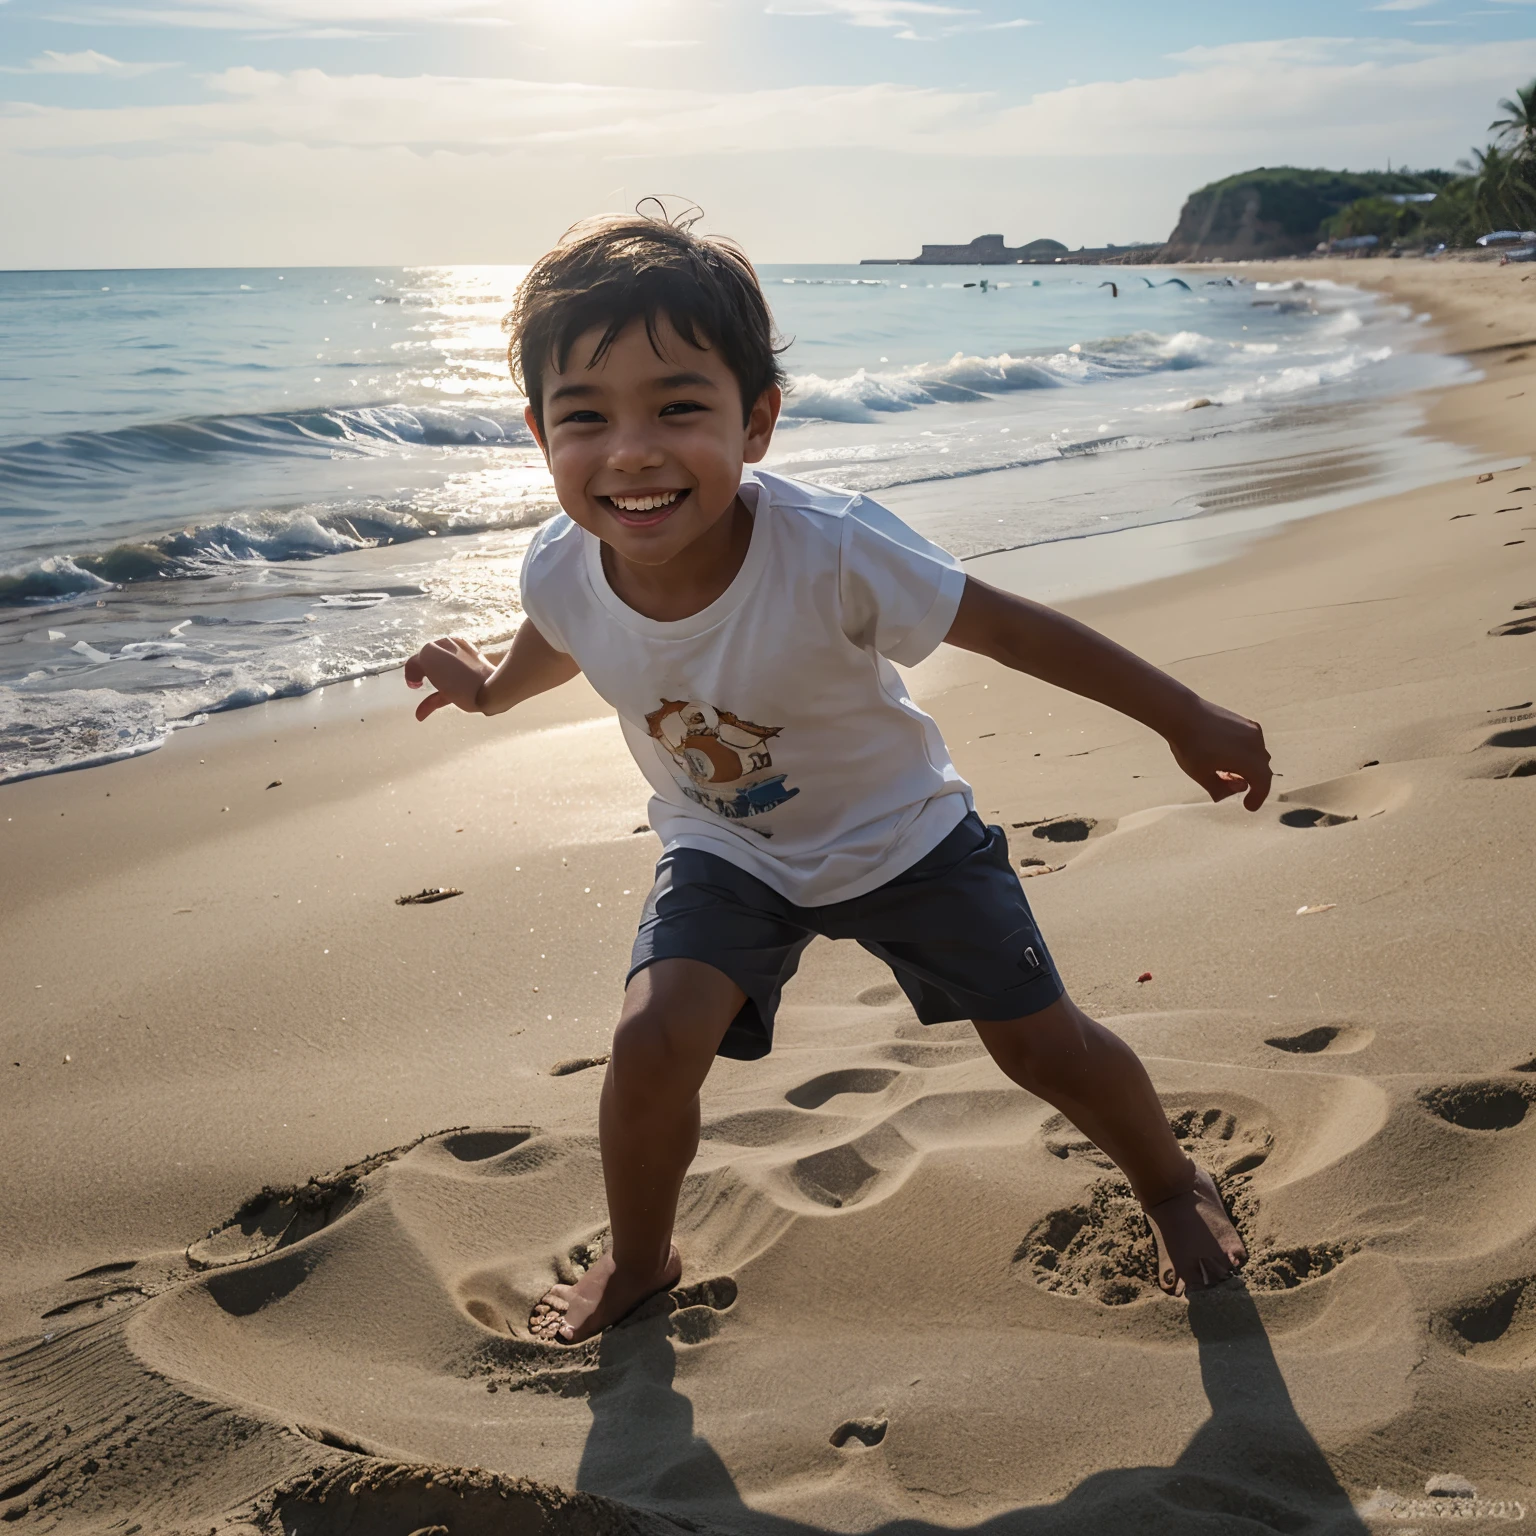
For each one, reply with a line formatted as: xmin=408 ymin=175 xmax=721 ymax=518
xmin=505 ymin=207 xmax=788 ymax=438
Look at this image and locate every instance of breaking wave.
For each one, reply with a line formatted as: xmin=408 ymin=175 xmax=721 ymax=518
xmin=0 ymin=400 xmax=534 ymax=503
xmin=782 ymin=331 xmax=1219 ymax=424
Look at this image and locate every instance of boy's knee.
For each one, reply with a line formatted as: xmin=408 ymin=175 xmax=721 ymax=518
xmin=977 ymin=1001 xmax=1095 ymax=1089
xmin=609 ymin=1004 xmax=716 ymax=1100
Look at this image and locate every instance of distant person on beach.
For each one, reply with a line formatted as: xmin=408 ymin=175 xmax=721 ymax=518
xmin=403 ymin=210 xmax=1273 ymax=1343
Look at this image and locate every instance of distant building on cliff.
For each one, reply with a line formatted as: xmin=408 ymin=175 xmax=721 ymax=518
xmin=860 ymin=233 xmax=1161 ymax=266
xmin=860 ymin=234 xmax=1070 ymax=266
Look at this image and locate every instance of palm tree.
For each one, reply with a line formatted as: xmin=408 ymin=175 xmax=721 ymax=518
xmin=1490 ymin=79 xmax=1536 ymax=158
xmin=1460 ymin=143 xmax=1535 ymax=229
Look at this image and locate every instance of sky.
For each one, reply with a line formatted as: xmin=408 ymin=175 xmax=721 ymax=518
xmin=1 ymin=0 xmax=1534 ymax=267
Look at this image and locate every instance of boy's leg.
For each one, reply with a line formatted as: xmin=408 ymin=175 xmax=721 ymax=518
xmin=530 ymin=958 xmax=745 ymax=1344
xmin=972 ymin=995 xmax=1247 ymax=1294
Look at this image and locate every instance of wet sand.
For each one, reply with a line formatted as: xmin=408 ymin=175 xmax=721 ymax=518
xmin=1 ymin=257 xmax=1533 ymax=1534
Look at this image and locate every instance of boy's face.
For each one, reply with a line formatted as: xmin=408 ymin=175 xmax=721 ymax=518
xmin=527 ymin=315 xmax=780 ymax=568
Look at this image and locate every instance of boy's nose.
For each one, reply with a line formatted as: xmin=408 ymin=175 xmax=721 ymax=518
xmin=605 ymin=432 xmax=666 ymax=473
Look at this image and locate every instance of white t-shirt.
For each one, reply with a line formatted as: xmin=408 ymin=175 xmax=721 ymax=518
xmin=519 ymin=469 xmax=973 ymax=906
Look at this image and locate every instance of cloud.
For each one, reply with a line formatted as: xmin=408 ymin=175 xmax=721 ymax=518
xmin=56 ymin=1 xmax=519 ymax=28
xmin=3 ymin=33 xmax=1533 ymax=166
xmin=0 ymin=48 xmax=176 ymax=74
xmin=763 ymin=0 xmax=975 ymax=30
xmin=1372 ymin=0 xmax=1435 ymax=10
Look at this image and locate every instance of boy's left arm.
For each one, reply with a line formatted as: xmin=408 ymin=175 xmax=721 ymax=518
xmin=943 ymin=574 xmax=1272 ymax=810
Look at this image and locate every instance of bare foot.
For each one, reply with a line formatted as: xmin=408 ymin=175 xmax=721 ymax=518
xmin=1143 ymin=1164 xmax=1247 ymax=1296
xmin=528 ymin=1245 xmax=682 ymax=1345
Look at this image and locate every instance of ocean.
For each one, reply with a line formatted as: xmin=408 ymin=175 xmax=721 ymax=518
xmin=0 ymin=263 xmax=1478 ymax=783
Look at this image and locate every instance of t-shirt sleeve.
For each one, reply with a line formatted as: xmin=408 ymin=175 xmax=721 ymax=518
xmin=838 ymin=495 xmax=967 ymax=666
xmin=517 ymin=517 xmax=573 ymax=656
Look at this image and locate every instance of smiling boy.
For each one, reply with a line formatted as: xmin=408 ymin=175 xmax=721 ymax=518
xmin=404 ymin=213 xmax=1271 ymax=1343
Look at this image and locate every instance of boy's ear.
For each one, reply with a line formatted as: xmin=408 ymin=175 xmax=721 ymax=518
xmin=741 ymin=385 xmax=782 ymax=466
xmin=523 ymin=404 xmax=550 ymax=462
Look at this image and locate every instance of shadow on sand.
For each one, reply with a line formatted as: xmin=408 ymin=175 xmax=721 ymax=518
xmin=576 ymin=1282 xmax=1370 ymax=1535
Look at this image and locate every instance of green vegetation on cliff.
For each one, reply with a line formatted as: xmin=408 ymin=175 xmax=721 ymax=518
xmin=1161 ymin=167 xmax=1452 ymax=260
xmin=1159 ymin=78 xmax=1535 ymax=259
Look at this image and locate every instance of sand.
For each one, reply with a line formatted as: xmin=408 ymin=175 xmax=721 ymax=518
xmin=2 ymin=257 xmax=1534 ymax=1534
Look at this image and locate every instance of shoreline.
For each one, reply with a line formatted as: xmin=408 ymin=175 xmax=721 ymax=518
xmin=0 ymin=261 xmax=1470 ymax=788
xmin=1 ymin=258 xmax=1533 ymax=1532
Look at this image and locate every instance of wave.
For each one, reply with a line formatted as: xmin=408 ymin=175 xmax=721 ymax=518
xmin=0 ymin=399 xmax=535 ymax=499
xmin=781 ymin=331 xmax=1219 ymax=424
xmin=0 ymin=499 xmax=548 ymax=604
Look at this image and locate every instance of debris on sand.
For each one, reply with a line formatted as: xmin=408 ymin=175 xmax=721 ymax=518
xmin=1296 ymin=903 xmax=1337 ymax=916
xmin=1137 ymin=972 xmax=1153 ymax=984
xmin=550 ymin=1054 xmax=609 ymax=1077
xmin=395 ymin=888 xmax=463 ymax=906
xmin=1477 ymin=472 xmax=1495 ymax=483
xmin=1019 ymin=860 xmax=1065 ymax=879
xmin=266 ymin=780 xmax=282 ymax=789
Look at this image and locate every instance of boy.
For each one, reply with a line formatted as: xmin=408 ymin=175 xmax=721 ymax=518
xmin=404 ymin=213 xmax=1271 ymax=1344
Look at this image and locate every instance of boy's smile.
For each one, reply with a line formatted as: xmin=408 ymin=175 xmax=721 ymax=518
xmin=526 ymin=315 xmax=780 ymax=613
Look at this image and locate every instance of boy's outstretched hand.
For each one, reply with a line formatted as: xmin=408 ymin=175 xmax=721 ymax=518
xmin=404 ymin=636 xmax=494 ymax=721
xmin=1165 ymin=698 xmax=1272 ymax=811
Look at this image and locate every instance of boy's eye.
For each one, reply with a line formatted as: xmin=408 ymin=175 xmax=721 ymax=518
xmin=659 ymin=400 xmax=706 ymax=417
xmin=558 ymin=409 xmax=605 ymax=425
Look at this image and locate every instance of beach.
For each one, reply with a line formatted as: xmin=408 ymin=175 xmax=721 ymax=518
xmin=1 ymin=255 xmax=1534 ymax=1533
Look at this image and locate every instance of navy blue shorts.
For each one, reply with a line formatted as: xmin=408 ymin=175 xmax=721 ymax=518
xmin=629 ymin=812 xmax=1065 ymax=1061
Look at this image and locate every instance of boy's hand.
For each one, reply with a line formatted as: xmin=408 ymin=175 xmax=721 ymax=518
xmin=1165 ymin=699 xmax=1272 ymax=811
xmin=403 ymin=636 xmax=494 ymax=721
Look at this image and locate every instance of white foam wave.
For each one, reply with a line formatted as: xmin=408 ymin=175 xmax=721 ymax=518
xmin=783 ymin=332 xmax=1219 ymax=424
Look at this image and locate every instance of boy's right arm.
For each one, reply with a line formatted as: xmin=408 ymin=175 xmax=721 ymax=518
xmin=404 ymin=618 xmax=579 ymax=722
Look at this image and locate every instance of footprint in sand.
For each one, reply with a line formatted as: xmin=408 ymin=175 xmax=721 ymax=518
xmin=669 ymin=1274 xmax=739 ymax=1344
xmin=1418 ymin=1079 xmax=1536 ymax=1132
xmin=1434 ymin=1276 xmax=1536 ymax=1368
xmin=1027 ymin=815 xmax=1102 ymax=844
xmin=1476 ymin=718 xmax=1536 ymax=778
xmin=830 ymin=1415 xmax=888 ymax=1448
xmin=187 ymin=1171 xmax=365 ymax=1270
xmin=789 ymin=1124 xmax=914 ymax=1211
xmin=1264 ymin=1024 xmax=1375 ymax=1056
xmin=1486 ymin=723 xmax=1536 ymax=749
xmin=1042 ymin=1104 xmax=1273 ymax=1180
xmin=1277 ymin=769 xmax=1407 ymax=826
xmin=439 ymin=1127 xmax=535 ymax=1161
xmin=856 ymin=980 xmax=905 ymax=1007
xmin=1017 ymin=1179 xmax=1355 ymax=1305
xmin=1490 ymin=614 xmax=1536 ymax=636
xmin=785 ymin=1066 xmax=899 ymax=1110
xmin=1278 ymin=807 xmax=1357 ymax=828
xmin=1021 ymin=1105 xmax=1337 ymax=1306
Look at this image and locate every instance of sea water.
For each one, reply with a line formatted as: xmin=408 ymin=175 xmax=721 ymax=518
xmin=0 ymin=264 xmax=1475 ymax=781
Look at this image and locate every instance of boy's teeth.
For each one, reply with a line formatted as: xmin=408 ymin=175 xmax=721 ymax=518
xmin=610 ymin=492 xmax=680 ymax=513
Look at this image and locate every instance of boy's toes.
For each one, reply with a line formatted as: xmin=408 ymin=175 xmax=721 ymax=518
xmin=1144 ymin=1164 xmax=1245 ymax=1297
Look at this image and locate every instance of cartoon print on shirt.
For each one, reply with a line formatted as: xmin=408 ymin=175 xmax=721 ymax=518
xmin=645 ymin=699 xmax=800 ymax=823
